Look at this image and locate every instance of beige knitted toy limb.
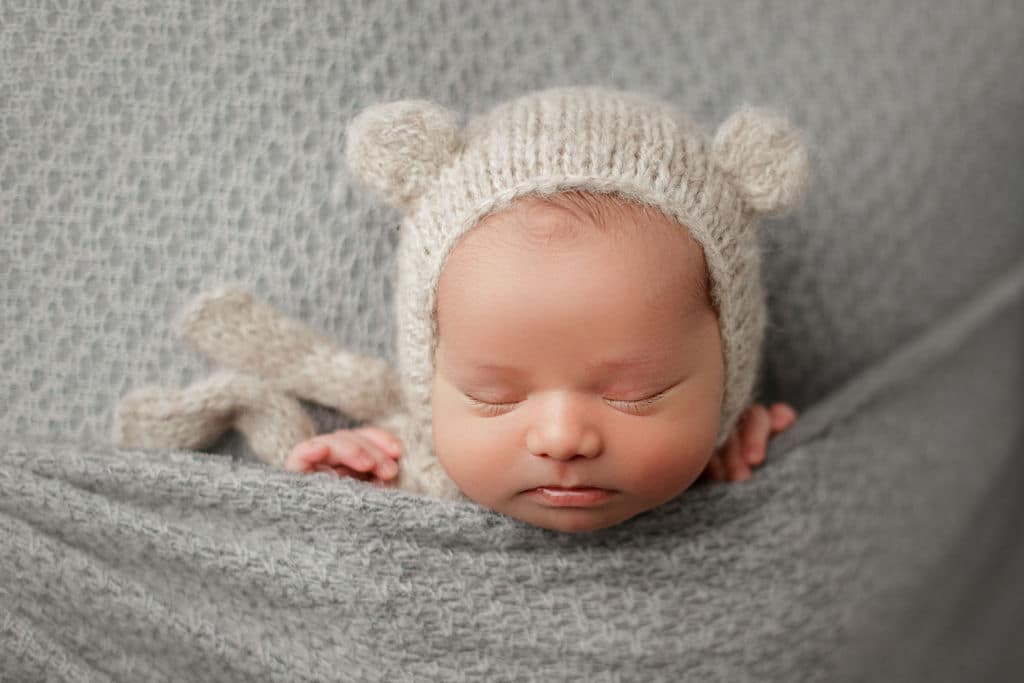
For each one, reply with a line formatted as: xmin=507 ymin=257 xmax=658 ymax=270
xmin=112 ymin=369 xmax=317 ymax=468
xmin=112 ymin=286 xmax=404 ymax=469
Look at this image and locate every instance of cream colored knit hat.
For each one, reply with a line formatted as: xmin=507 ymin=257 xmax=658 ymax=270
xmin=345 ymin=86 xmax=810 ymax=498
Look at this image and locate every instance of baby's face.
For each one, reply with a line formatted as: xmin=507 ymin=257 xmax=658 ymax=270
xmin=431 ymin=194 xmax=725 ymax=532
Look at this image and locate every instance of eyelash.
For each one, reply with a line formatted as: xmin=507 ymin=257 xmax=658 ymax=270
xmin=465 ymin=390 xmax=669 ymax=416
xmin=465 ymin=397 xmax=516 ymax=417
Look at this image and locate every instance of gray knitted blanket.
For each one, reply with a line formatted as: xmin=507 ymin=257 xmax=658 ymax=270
xmin=4 ymin=1 xmax=1024 ymax=679
xmin=3 ymin=263 xmax=1022 ymax=682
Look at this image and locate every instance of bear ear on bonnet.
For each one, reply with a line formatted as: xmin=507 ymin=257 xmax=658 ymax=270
xmin=344 ymin=99 xmax=464 ymax=212
xmin=711 ymin=106 xmax=811 ymax=217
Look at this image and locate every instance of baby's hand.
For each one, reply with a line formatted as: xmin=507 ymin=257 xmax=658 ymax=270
xmin=703 ymin=403 xmax=797 ymax=482
xmin=284 ymin=427 xmax=403 ymax=487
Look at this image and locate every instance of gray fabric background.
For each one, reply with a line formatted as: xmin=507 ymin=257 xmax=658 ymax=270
xmin=2 ymin=1 xmax=1023 ymax=680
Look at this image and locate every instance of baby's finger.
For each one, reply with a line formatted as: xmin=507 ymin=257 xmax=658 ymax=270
xmin=741 ymin=404 xmax=771 ymax=467
xmin=337 ymin=431 xmax=400 ymax=480
xmin=769 ymin=403 xmax=798 ymax=433
xmin=371 ymin=475 xmax=398 ymax=489
xmin=285 ymin=441 xmax=329 ymax=471
xmin=323 ymin=440 xmax=378 ymax=473
xmin=723 ymin=432 xmax=751 ymax=481
xmin=353 ymin=427 xmax=404 ymax=459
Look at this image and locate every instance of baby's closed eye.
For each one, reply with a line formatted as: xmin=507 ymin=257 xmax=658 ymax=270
xmin=462 ymin=384 xmax=677 ymax=417
xmin=603 ymin=388 xmax=672 ymax=414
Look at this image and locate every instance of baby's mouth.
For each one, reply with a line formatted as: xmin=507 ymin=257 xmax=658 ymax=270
xmin=525 ymin=486 xmax=616 ymax=507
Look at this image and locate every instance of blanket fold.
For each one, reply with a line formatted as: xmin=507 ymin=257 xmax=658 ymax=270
xmin=3 ymin=263 xmax=1023 ymax=682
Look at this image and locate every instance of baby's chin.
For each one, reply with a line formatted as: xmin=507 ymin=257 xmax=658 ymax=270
xmin=495 ymin=494 xmax=651 ymax=533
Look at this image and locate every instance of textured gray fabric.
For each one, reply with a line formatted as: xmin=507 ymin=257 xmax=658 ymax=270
xmin=2 ymin=261 xmax=1022 ymax=682
xmin=3 ymin=1 xmax=1024 ymax=680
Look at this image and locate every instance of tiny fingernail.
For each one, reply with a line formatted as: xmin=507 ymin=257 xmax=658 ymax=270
xmin=381 ymin=460 xmax=398 ymax=477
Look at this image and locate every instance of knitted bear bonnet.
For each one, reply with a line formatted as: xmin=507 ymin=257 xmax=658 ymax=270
xmin=345 ymin=86 xmax=810 ymax=498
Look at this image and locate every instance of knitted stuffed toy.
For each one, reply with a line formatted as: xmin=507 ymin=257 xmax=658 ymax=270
xmin=112 ymin=285 xmax=402 ymax=470
xmin=113 ymin=86 xmax=809 ymax=500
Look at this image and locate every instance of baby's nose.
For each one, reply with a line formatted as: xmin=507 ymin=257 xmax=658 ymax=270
xmin=533 ymin=447 xmax=600 ymax=462
xmin=525 ymin=394 xmax=602 ymax=459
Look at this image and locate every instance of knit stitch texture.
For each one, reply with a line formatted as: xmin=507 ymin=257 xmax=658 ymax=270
xmin=3 ymin=1 xmax=1024 ymax=680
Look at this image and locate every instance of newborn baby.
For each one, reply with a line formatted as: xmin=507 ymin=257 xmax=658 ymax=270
xmin=278 ymin=86 xmax=809 ymax=532
xmin=110 ymin=88 xmax=809 ymax=532
xmin=285 ymin=190 xmax=795 ymax=531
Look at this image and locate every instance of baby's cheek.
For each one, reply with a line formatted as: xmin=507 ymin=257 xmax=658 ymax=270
xmin=622 ymin=424 xmax=716 ymax=500
xmin=432 ymin=413 xmax=508 ymax=503
xmin=638 ymin=451 xmax=708 ymax=501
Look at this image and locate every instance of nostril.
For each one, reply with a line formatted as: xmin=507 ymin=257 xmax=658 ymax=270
xmin=535 ymin=451 xmax=588 ymax=461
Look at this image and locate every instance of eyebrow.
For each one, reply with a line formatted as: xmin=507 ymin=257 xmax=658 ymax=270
xmin=469 ymin=357 xmax=666 ymax=375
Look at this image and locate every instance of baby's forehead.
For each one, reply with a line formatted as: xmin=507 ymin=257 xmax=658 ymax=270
xmin=463 ymin=191 xmax=711 ymax=302
xmin=438 ymin=192 xmax=714 ymax=330
xmin=487 ymin=191 xmax=683 ymax=241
